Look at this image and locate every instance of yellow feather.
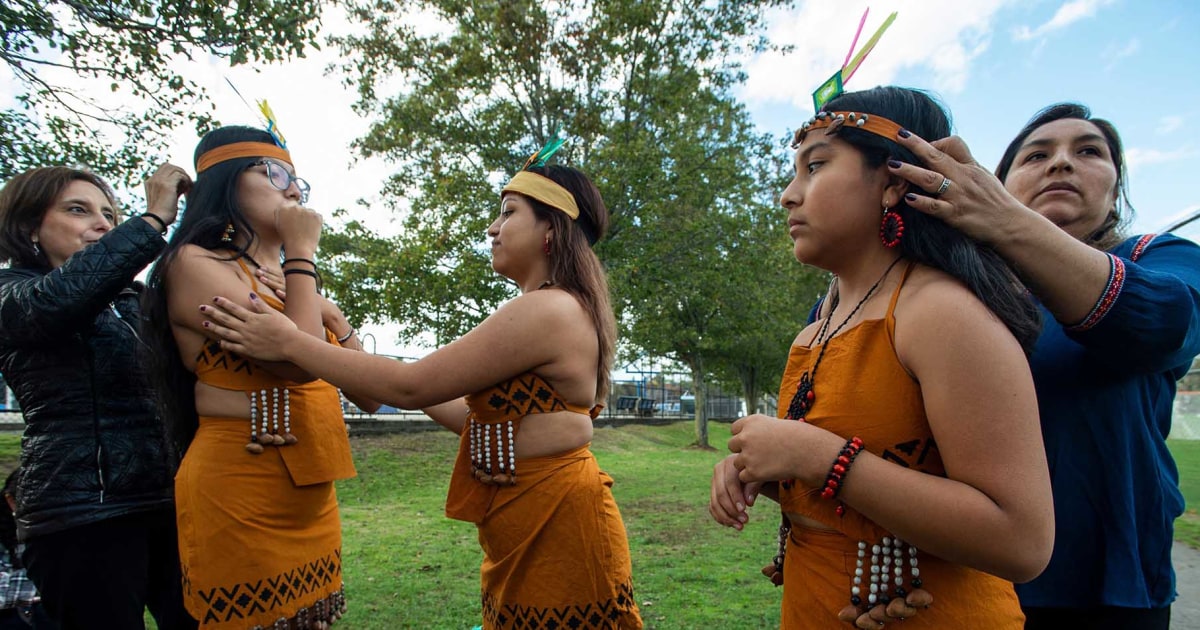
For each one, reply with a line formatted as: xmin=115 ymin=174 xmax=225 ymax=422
xmin=257 ymin=99 xmax=287 ymax=148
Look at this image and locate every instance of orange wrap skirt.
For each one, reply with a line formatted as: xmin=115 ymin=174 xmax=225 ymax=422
xmin=449 ymin=443 xmax=642 ymax=630
xmin=781 ymin=524 xmax=1024 ymax=629
xmin=176 ymin=415 xmax=346 ymax=628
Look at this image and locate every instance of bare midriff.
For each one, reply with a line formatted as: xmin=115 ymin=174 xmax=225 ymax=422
xmin=197 ymin=381 xmax=595 ymax=458
xmin=507 ymin=410 xmax=594 ymax=459
xmin=785 ymin=511 xmax=839 ymax=533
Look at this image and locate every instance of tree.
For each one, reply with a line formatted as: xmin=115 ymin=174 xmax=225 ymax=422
xmin=706 ymin=209 xmax=829 ymax=420
xmin=325 ymin=0 xmax=823 ymax=447
xmin=1 ymin=1 xmax=323 ymax=185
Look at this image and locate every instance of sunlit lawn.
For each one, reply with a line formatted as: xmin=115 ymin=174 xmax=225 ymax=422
xmin=1171 ymin=439 xmax=1200 ymax=550
xmin=0 ymin=424 xmax=782 ymax=629
xmin=334 ymin=421 xmax=780 ymax=629
xmin=1 ymin=431 xmax=1194 ymax=628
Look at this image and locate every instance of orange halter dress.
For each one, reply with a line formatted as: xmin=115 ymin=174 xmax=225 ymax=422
xmin=445 ymin=373 xmax=642 ymax=630
xmin=174 ymin=260 xmax=356 ymax=629
xmin=774 ymin=264 xmax=1024 ymax=628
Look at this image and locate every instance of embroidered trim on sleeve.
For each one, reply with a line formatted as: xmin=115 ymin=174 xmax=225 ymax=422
xmin=1131 ymin=234 xmax=1156 ymax=262
xmin=1067 ymin=254 xmax=1125 ymax=332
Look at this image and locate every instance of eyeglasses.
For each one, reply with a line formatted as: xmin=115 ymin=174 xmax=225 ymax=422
xmin=250 ymin=159 xmax=310 ymax=204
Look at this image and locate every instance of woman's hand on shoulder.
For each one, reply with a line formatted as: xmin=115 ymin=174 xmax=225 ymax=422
xmin=166 ymin=245 xmax=263 ymax=334
xmin=200 ymin=294 xmax=301 ymax=362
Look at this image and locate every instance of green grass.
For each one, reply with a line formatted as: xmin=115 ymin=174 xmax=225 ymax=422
xmin=0 ymin=431 xmax=1187 ymax=626
xmin=1170 ymin=440 xmax=1200 ymax=549
xmin=0 ymin=433 xmax=20 ymax=474
xmin=335 ymin=422 xmax=781 ymax=629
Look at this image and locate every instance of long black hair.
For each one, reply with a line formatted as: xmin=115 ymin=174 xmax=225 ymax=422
xmin=995 ymin=102 xmax=1132 ymax=251
xmin=142 ymin=126 xmax=278 ymax=454
xmin=823 ymin=86 xmax=1041 ymax=354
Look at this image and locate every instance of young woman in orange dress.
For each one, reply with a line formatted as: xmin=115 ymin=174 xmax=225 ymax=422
xmin=143 ymin=125 xmax=381 ymax=629
xmin=709 ymin=86 xmax=1055 ymax=629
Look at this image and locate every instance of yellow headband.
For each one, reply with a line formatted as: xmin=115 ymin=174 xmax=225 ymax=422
xmin=196 ymin=142 xmax=293 ymax=173
xmin=501 ymin=171 xmax=580 ymax=220
xmin=791 ymin=111 xmax=904 ymax=148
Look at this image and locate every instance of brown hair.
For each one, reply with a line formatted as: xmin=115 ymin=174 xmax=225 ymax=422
xmin=0 ymin=167 xmax=118 ymax=268
xmin=526 ymin=165 xmax=617 ymax=403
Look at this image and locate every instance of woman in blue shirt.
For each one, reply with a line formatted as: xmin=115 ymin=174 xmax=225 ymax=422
xmin=887 ymin=103 xmax=1200 ymax=629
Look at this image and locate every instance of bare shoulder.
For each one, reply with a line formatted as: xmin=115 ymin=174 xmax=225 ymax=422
xmin=493 ymin=287 xmax=591 ymax=331
xmin=167 ymin=245 xmax=240 ymax=281
xmin=893 ymin=264 xmax=1026 ymax=375
xmin=894 ymin=265 xmax=999 ymax=328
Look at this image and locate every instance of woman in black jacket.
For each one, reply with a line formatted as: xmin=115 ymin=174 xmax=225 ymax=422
xmin=0 ymin=164 xmax=196 ymax=629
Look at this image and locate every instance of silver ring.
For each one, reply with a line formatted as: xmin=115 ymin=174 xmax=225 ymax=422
xmin=934 ymin=176 xmax=951 ymax=196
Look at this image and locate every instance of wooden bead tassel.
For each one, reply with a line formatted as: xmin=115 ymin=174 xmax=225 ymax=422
xmin=244 ymin=388 xmax=298 ymax=454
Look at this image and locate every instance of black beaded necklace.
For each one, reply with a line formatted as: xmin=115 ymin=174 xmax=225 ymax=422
xmin=785 ymin=257 xmax=903 ymax=421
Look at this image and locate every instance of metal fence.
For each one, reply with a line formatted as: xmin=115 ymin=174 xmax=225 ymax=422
xmin=606 ymin=371 xmax=747 ymax=421
xmin=1172 ymin=391 xmax=1200 ymax=439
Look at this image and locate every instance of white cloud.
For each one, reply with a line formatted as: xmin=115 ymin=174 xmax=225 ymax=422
xmin=1102 ymin=37 xmax=1140 ymax=69
xmin=1012 ymin=0 xmax=1116 ymax=41
xmin=1125 ymin=146 xmax=1197 ymax=170
xmin=741 ymin=0 xmax=1017 ymax=110
xmin=1156 ymin=115 xmax=1184 ymax=135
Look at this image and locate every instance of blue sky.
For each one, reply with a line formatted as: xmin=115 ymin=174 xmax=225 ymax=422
xmin=740 ymin=0 xmax=1199 ymax=235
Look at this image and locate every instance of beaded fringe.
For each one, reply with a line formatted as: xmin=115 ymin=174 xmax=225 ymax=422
xmin=252 ymin=589 xmax=346 ymax=630
xmin=467 ymin=418 xmax=517 ymax=485
xmin=246 ymin=387 xmax=297 ymax=454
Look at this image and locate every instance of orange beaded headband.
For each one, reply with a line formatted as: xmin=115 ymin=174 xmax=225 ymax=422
xmin=196 ymin=142 xmax=293 ymax=173
xmin=791 ymin=111 xmax=904 ymax=149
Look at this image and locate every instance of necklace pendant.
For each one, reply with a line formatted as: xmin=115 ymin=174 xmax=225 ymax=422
xmin=786 ymin=372 xmax=815 ymax=421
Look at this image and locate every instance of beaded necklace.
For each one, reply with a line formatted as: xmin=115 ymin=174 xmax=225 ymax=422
xmin=785 ymin=257 xmax=902 ymax=421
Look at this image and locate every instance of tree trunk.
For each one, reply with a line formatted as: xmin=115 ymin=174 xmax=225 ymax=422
xmin=741 ymin=371 xmax=759 ymax=417
xmin=692 ymin=360 xmax=709 ymax=448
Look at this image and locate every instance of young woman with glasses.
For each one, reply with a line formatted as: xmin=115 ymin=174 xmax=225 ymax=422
xmin=143 ymin=125 xmax=380 ymax=629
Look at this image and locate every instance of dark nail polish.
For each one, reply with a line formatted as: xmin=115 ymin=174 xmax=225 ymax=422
xmin=905 ymin=193 xmax=918 ymax=201
xmin=888 ymin=160 xmax=902 ymax=169
xmin=898 ymin=128 xmax=911 ymax=138
xmin=199 ymin=305 xmax=206 ymax=312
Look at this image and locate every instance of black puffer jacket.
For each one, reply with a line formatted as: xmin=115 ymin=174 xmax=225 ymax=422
xmin=0 ymin=218 xmax=174 ymax=540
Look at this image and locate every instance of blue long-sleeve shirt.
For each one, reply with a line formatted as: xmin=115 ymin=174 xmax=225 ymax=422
xmin=1016 ymin=233 xmax=1200 ymax=609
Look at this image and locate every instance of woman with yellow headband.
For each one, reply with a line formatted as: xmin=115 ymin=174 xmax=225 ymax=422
xmin=143 ymin=125 xmax=381 ymax=629
xmin=200 ymin=157 xmax=642 ymax=629
xmin=708 ymin=86 xmax=1054 ymax=628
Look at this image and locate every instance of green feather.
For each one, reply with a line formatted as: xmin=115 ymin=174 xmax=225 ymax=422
xmin=523 ymin=126 xmax=568 ymax=170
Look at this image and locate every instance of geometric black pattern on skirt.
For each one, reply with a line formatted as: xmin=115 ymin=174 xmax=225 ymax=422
xmin=183 ymin=549 xmax=342 ymax=624
xmin=482 ymin=578 xmax=638 ymax=629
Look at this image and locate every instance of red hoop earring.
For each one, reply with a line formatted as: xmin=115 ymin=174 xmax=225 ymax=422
xmin=543 ymin=239 xmax=551 ymax=256
xmin=880 ymin=206 xmax=904 ymax=248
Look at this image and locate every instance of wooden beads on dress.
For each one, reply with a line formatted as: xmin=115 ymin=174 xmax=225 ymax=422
xmin=245 ymin=387 xmax=297 ymax=454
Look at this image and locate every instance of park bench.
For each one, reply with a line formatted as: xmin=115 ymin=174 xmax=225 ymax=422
xmin=615 ymin=396 xmax=639 ymax=414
